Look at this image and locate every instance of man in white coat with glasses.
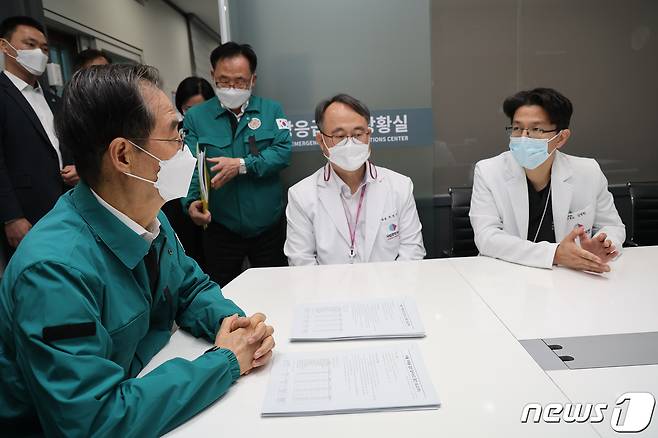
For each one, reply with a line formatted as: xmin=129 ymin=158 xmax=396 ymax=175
xmin=284 ymin=94 xmax=426 ymax=266
xmin=470 ymin=87 xmax=625 ymax=273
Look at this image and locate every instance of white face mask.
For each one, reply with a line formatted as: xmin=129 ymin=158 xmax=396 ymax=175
xmin=2 ymin=39 xmax=48 ymax=76
xmin=215 ymin=78 xmax=252 ymax=109
xmin=124 ymin=141 xmax=197 ymax=202
xmin=323 ymin=136 xmax=371 ymax=172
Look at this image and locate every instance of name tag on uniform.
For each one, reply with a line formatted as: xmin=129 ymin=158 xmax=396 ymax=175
xmin=566 ymin=204 xmax=593 ymax=237
xmin=380 ymin=211 xmax=400 ymax=240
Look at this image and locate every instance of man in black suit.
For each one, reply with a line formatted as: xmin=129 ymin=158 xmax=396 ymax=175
xmin=0 ymin=16 xmax=78 ymax=259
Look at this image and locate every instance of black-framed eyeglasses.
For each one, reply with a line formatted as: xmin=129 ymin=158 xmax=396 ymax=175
xmin=215 ymin=76 xmax=253 ymax=90
xmin=505 ymin=126 xmax=559 ymax=139
xmin=320 ymin=130 xmax=371 ymax=147
xmin=131 ymin=128 xmax=187 ymax=151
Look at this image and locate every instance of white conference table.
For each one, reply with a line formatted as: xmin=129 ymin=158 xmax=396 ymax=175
xmin=143 ymin=259 xmax=599 ymax=437
xmin=450 ymin=246 xmax=658 ymax=438
xmin=449 ymin=246 xmax=658 ymax=340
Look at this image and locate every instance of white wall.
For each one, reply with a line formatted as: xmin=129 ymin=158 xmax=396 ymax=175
xmin=42 ymin=0 xmax=192 ymax=95
xmin=188 ymin=16 xmax=220 ymax=85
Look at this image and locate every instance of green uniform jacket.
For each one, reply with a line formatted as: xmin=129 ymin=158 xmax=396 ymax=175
xmin=182 ymin=95 xmax=292 ymax=238
xmin=0 ymin=182 xmax=245 ymax=437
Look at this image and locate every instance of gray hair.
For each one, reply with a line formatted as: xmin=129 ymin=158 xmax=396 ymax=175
xmin=55 ymin=64 xmax=161 ymax=187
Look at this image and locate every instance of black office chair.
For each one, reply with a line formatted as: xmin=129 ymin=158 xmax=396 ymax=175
xmin=627 ymin=181 xmax=658 ymax=246
xmin=446 ymin=187 xmax=479 ymax=257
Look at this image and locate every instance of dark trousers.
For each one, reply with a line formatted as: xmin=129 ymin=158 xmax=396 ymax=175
xmin=203 ymin=217 xmax=288 ymax=287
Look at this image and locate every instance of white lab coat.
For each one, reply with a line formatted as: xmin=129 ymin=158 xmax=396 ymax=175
xmin=285 ymin=165 xmax=426 ymax=265
xmin=470 ymin=150 xmax=626 ymax=268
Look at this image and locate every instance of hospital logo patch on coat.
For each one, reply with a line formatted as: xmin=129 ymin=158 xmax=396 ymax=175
xmin=386 ymin=223 xmax=400 ymax=240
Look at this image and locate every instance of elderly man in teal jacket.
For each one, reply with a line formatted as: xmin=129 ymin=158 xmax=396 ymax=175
xmin=0 ymin=64 xmax=275 ymax=437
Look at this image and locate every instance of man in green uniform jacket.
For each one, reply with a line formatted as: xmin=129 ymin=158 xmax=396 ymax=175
xmin=0 ymin=64 xmax=275 ymax=437
xmin=184 ymin=42 xmax=292 ymax=287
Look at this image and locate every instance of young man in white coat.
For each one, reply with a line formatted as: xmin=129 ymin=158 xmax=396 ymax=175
xmin=470 ymin=87 xmax=625 ymax=273
xmin=285 ymin=94 xmax=426 ymax=265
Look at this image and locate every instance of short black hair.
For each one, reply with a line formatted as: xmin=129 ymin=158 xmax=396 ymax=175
xmin=503 ymin=87 xmax=573 ymax=130
xmin=174 ymin=76 xmax=215 ymax=113
xmin=210 ymin=42 xmax=257 ymax=73
xmin=0 ymin=16 xmax=45 ymax=40
xmin=315 ymin=94 xmax=371 ymax=131
xmin=55 ymin=64 xmax=160 ymax=187
xmin=73 ymin=49 xmax=112 ymax=72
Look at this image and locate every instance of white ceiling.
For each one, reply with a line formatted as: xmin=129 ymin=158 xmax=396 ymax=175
xmin=168 ymin=0 xmax=220 ymax=35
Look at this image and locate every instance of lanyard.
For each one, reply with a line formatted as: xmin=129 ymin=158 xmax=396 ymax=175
xmin=533 ymin=182 xmax=552 ymax=243
xmin=340 ymin=184 xmax=367 ymax=263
